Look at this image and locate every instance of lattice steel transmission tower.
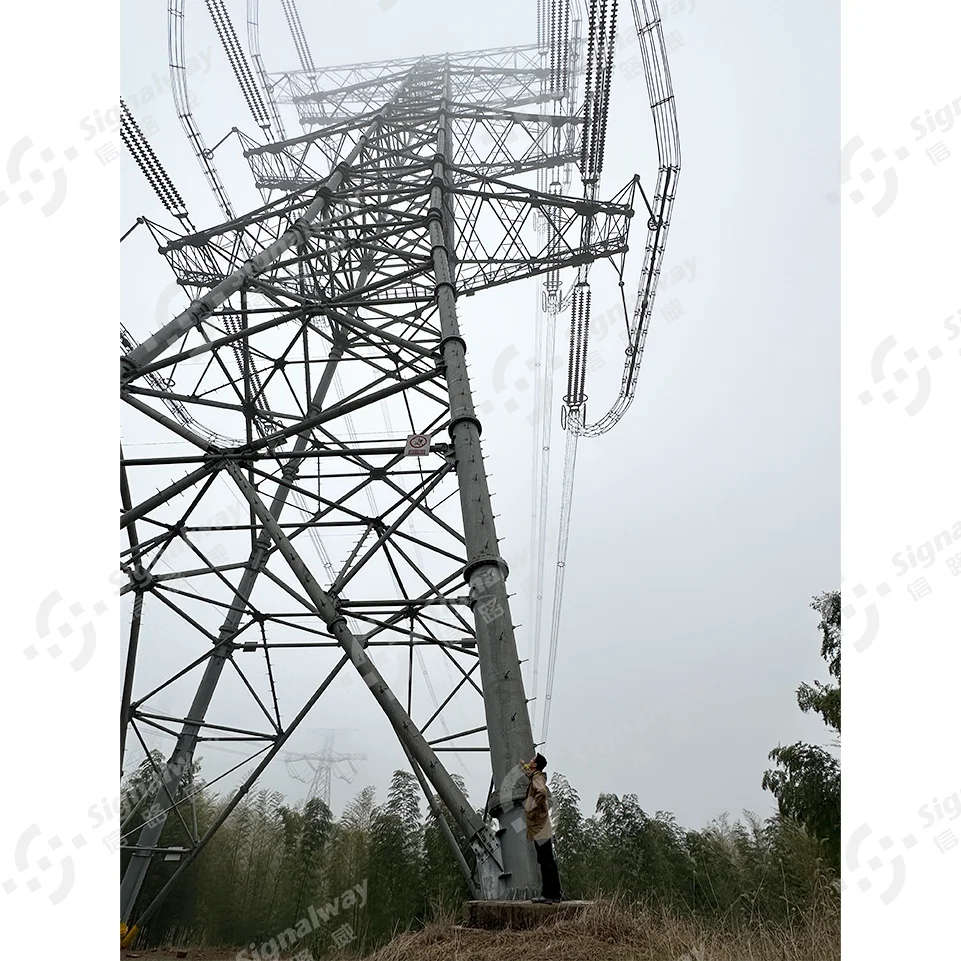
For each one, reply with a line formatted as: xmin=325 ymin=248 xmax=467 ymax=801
xmin=119 ymin=0 xmax=678 ymax=934
xmin=283 ymin=729 xmax=367 ymax=807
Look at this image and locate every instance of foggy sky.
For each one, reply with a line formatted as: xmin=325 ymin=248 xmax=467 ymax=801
xmin=120 ymin=0 xmax=839 ymax=832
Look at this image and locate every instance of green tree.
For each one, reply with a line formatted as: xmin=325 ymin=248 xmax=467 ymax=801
xmin=762 ymin=590 xmax=841 ymax=869
xmin=548 ymin=772 xmax=588 ymax=897
xmin=422 ymin=773 xmax=472 ymax=913
xmin=367 ymin=771 xmax=425 ymax=946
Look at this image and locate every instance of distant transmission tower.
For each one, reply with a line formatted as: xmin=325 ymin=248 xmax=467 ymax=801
xmin=119 ymin=0 xmax=678 ymax=937
xmin=283 ymin=729 xmax=367 ymax=807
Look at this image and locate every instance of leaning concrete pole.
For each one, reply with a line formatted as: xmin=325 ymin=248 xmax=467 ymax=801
xmin=429 ymin=62 xmax=540 ymax=895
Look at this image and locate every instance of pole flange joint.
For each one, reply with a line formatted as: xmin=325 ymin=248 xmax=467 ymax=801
xmin=434 ymin=279 xmax=457 ymax=300
xmin=448 ymin=412 xmax=482 ymax=438
xmin=463 ymin=555 xmax=510 ymax=586
xmin=438 ymin=334 xmax=466 ymax=354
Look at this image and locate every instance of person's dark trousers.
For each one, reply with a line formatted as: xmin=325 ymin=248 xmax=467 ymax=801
xmin=533 ymin=837 xmax=562 ymax=899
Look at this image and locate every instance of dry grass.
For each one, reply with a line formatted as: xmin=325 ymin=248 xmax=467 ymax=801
xmin=122 ymin=950 xmax=243 ymax=960
xmin=355 ymin=897 xmax=839 ymax=961
xmin=127 ymin=895 xmax=839 ymax=961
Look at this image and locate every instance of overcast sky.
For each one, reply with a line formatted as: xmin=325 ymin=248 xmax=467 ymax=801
xmin=120 ymin=0 xmax=839 ymax=832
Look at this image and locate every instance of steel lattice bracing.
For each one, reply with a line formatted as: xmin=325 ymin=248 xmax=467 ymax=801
xmin=121 ymin=49 xmax=609 ymax=923
xmin=120 ymin=0 xmax=678 ymax=935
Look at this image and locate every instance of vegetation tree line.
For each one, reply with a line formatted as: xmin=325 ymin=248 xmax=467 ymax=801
xmin=124 ymin=591 xmax=841 ymax=955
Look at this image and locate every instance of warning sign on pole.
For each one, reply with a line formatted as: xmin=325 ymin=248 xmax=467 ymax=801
xmin=404 ymin=433 xmax=430 ymax=456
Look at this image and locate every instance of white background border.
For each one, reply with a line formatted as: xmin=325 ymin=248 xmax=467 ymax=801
xmin=0 ymin=0 xmax=958 ymax=955
xmin=1 ymin=0 xmax=118 ymax=953
xmin=842 ymin=0 xmax=961 ymax=955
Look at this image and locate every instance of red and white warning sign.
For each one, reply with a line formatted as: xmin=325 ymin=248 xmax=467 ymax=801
xmin=404 ymin=433 xmax=430 ymax=456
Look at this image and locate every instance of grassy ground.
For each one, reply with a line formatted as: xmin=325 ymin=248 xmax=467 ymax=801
xmin=123 ymin=951 xmax=241 ymax=961
xmin=125 ymin=898 xmax=840 ymax=961
xmin=361 ymin=899 xmax=839 ymax=961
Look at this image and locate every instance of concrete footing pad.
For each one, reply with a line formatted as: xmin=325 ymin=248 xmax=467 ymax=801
xmin=464 ymin=899 xmax=593 ymax=930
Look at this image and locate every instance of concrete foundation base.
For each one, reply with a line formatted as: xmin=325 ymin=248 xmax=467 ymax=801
xmin=464 ymin=899 xmax=593 ymax=930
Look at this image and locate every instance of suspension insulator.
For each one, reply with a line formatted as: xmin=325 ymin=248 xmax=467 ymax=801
xmin=564 ymin=282 xmax=591 ymax=410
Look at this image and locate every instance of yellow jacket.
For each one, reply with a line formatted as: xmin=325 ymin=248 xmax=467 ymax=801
xmin=524 ymin=770 xmax=553 ymax=841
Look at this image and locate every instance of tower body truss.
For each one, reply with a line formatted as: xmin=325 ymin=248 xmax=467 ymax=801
xmin=120 ymin=0 xmax=678 ymax=929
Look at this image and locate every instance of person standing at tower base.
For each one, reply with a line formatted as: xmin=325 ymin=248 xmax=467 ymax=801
xmin=522 ymin=752 xmax=563 ymax=903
